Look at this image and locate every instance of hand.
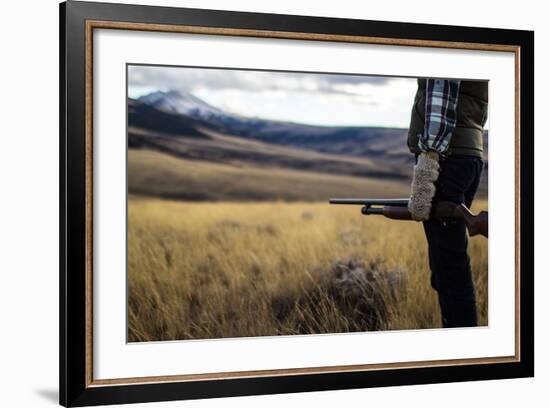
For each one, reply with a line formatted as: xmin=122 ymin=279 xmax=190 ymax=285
xmin=408 ymin=150 xmax=440 ymax=221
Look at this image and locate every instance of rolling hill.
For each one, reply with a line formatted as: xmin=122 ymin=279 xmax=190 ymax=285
xmin=127 ymin=90 xmax=487 ymax=201
xmin=136 ymin=90 xmax=414 ymax=164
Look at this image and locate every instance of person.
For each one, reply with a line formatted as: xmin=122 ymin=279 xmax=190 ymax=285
xmin=407 ymin=78 xmax=488 ymax=328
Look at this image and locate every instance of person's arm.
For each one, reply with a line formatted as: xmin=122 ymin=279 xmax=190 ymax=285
xmin=408 ymin=79 xmax=461 ymax=221
xmin=419 ymin=79 xmax=461 ymax=154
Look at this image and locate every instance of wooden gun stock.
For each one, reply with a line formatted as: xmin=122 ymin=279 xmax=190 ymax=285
xmin=367 ymin=203 xmax=488 ymax=238
xmin=452 ymin=204 xmax=488 ymax=238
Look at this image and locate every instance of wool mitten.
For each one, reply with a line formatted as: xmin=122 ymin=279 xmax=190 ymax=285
xmin=408 ymin=151 xmax=440 ymax=221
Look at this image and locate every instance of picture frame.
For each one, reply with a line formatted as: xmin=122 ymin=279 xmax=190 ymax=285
xmin=60 ymin=1 xmax=534 ymax=406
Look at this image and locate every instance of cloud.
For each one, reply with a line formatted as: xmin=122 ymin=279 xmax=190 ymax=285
xmin=127 ymin=64 xmax=418 ymax=127
xmin=128 ymin=65 xmax=392 ymax=97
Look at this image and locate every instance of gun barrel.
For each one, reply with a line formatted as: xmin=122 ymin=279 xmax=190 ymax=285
xmin=329 ymin=198 xmax=409 ymax=206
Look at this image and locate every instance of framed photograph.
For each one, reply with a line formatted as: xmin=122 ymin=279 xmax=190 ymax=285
xmin=60 ymin=1 xmax=534 ymax=406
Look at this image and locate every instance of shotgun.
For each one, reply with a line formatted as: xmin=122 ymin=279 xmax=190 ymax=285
xmin=329 ymin=198 xmax=488 ymax=238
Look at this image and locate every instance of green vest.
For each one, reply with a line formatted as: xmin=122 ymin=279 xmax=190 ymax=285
xmin=407 ymin=79 xmax=488 ymax=157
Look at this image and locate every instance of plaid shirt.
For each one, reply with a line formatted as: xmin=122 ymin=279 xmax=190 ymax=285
xmin=418 ymin=79 xmax=461 ymax=154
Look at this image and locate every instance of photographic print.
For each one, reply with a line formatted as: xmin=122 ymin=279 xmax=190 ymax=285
xmin=126 ymin=65 xmax=488 ymax=342
xmin=60 ymin=3 xmax=533 ymax=404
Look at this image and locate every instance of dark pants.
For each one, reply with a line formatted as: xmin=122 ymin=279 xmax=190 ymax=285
xmin=422 ymin=155 xmax=484 ymax=328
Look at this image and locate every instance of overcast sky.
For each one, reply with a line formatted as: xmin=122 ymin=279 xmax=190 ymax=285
xmin=128 ymin=65 xmax=418 ymax=128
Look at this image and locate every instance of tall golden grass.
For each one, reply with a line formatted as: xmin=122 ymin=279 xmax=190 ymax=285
xmin=128 ymin=198 xmax=488 ymax=342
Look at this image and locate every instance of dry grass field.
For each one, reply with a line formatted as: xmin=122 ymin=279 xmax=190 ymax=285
xmin=127 ymin=198 xmax=488 ymax=342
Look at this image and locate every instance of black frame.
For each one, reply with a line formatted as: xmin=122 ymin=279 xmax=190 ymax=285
xmin=60 ymin=1 xmax=534 ymax=406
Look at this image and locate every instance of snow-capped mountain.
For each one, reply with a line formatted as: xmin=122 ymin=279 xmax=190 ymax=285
xmin=134 ymin=89 xmax=416 ymax=163
xmin=138 ymin=90 xmax=232 ymax=122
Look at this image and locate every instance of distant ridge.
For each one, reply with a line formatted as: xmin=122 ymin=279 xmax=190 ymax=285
xmin=128 ymin=98 xmax=206 ymax=139
xmin=134 ymin=90 xmax=414 ymax=162
xmin=128 ymin=90 xmax=487 ymax=199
